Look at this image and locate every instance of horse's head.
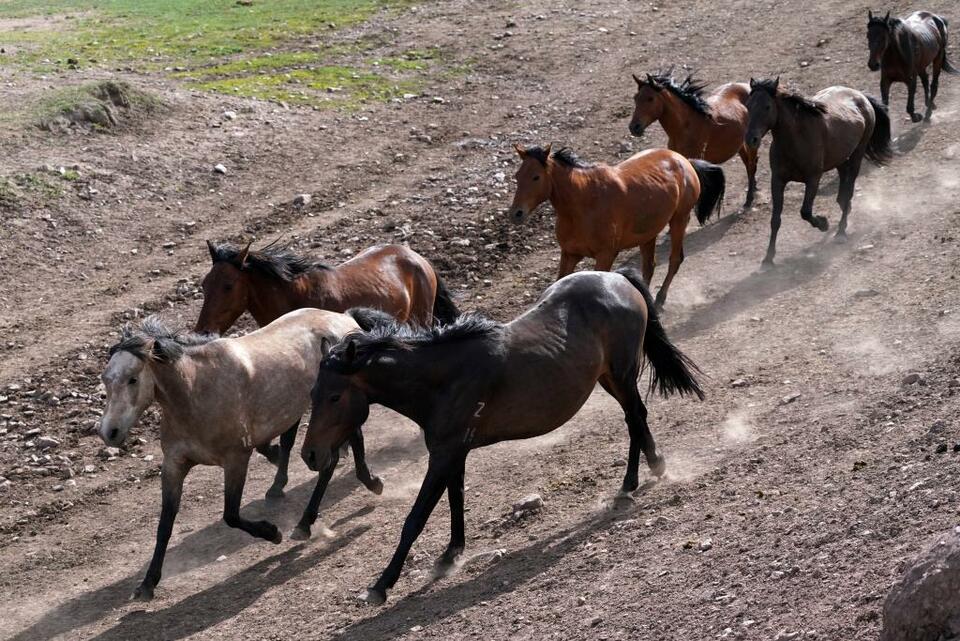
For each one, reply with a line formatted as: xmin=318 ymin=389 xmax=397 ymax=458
xmin=629 ymin=73 xmax=665 ymax=137
xmin=99 ymin=348 xmax=156 ymax=446
xmin=302 ymin=337 xmax=371 ymax=473
xmin=866 ymin=11 xmax=892 ymax=71
xmin=745 ymin=77 xmax=780 ymax=149
xmin=195 ymin=240 xmax=252 ymax=334
xmin=508 ymin=143 xmax=552 ymax=224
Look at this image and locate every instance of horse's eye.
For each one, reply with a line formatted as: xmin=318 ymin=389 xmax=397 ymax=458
xmin=532 ymin=175 xmax=540 ymax=182
xmin=223 ymin=284 xmax=233 ymax=292
xmin=330 ymin=394 xmax=341 ymax=403
xmin=128 ymin=377 xmax=138 ymax=385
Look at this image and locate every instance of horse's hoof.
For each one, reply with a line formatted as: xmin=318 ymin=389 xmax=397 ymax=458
xmin=265 ymin=486 xmax=285 ymax=500
xmin=910 ymin=112 xmax=923 ymax=123
xmin=264 ymin=524 xmax=282 ymax=544
xmin=815 ymin=217 xmax=829 ymax=232
xmin=759 ymin=260 xmax=775 ymax=272
xmin=131 ymin=584 xmax=154 ymax=602
xmin=614 ymin=490 xmax=637 ymax=506
xmin=833 ymin=232 xmax=848 ymax=244
xmin=289 ymin=526 xmax=311 ymax=541
xmin=367 ymin=476 xmax=384 ymax=496
xmin=649 ymin=456 xmax=667 ymax=478
xmin=360 ymin=588 xmax=387 ymax=606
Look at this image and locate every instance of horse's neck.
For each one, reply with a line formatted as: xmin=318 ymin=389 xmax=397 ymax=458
xmin=771 ymin=101 xmax=808 ymax=156
xmin=549 ymin=166 xmax=600 ymax=219
xmin=362 ymin=348 xmax=454 ymax=426
xmin=149 ymin=359 xmax=197 ymax=424
xmin=659 ymin=91 xmax=707 ymax=139
xmin=247 ymin=271 xmax=329 ymax=325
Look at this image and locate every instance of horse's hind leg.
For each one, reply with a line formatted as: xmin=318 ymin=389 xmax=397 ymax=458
xmin=599 ymin=372 xmax=664 ymax=494
xmin=434 ymin=456 xmax=467 ymax=576
xmin=255 ymin=440 xmax=280 ymax=466
xmin=223 ymin=452 xmax=282 ymax=543
xmin=906 ymin=75 xmax=923 ymax=122
xmin=639 ymin=239 xmax=656 ymax=284
xmin=265 ymin=421 xmax=298 ymax=499
xmin=800 ymin=177 xmax=829 ymax=232
xmin=653 ymin=213 xmax=688 ymax=308
xmin=919 ymin=70 xmax=932 ymax=120
xmin=931 ymin=58 xmax=943 ymax=109
xmin=835 ymin=159 xmax=861 ymax=240
xmin=350 ymin=428 xmax=384 ymax=494
xmin=737 ymin=145 xmax=759 ymax=209
xmin=763 ymin=176 xmax=786 ymax=267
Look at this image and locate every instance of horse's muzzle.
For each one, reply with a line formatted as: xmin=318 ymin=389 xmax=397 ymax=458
xmin=510 ymin=208 xmax=526 ymax=224
xmin=629 ymin=122 xmax=645 ymax=137
xmin=867 ymin=60 xmax=880 ymax=72
xmin=302 ymin=446 xmax=333 ymax=473
xmin=745 ymin=134 xmax=762 ymax=149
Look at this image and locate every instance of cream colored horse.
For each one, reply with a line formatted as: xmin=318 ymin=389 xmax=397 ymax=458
xmin=100 ymin=308 xmax=381 ymax=601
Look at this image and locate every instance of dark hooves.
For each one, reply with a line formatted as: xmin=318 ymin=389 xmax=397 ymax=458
xmin=833 ymin=231 xmax=848 ymax=244
xmin=132 ymin=584 xmax=155 ymax=602
xmin=262 ymin=523 xmax=282 ymax=544
xmin=815 ymin=217 xmax=829 ymax=232
xmin=367 ymin=476 xmax=385 ymax=496
xmin=649 ymin=455 xmax=667 ymax=478
xmin=360 ymin=587 xmax=387 ymax=606
xmin=759 ymin=259 xmax=776 ymax=272
xmin=289 ymin=525 xmax=311 ymax=541
xmin=265 ymin=485 xmax=285 ymax=499
xmin=910 ymin=112 xmax=923 ymax=123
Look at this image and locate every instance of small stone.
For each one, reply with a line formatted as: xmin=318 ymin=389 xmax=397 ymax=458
xmin=98 ymin=446 xmax=120 ymax=460
xmin=143 ymin=454 xmax=154 ymax=462
xmin=512 ymin=493 xmax=543 ymax=513
xmin=902 ymin=373 xmax=924 ymax=385
xmin=589 ymin=616 xmax=603 ymax=628
xmin=52 ymin=484 xmax=64 ymax=492
xmin=699 ymin=538 xmax=713 ymax=552
xmin=410 ymin=626 xmax=423 ymax=633
xmin=431 ymin=96 xmax=445 ymax=104
xmin=222 ymin=110 xmax=237 ymax=120
xmin=293 ymin=193 xmax=312 ymax=207
xmin=853 ymin=288 xmax=880 ymax=299
xmin=576 ymin=596 xmax=587 ymax=606
xmin=216 ymin=554 xmax=228 ymax=562
xmin=213 ymin=163 xmax=228 ymax=174
xmin=36 ymin=436 xmax=59 ymax=450
xmin=83 ymin=464 xmax=96 ymax=474
xmin=781 ymin=393 xmax=801 ymax=405
xmin=936 ymin=443 xmax=948 ymax=454
xmin=731 ymin=378 xmax=748 ymax=388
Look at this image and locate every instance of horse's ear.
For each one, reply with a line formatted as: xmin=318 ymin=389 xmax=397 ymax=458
xmin=320 ymin=337 xmax=331 ymax=360
xmin=773 ymin=76 xmax=780 ymax=90
xmin=749 ymin=77 xmax=756 ymax=89
xmin=632 ymin=73 xmax=643 ymax=88
xmin=868 ymin=9 xmax=873 ymax=20
xmin=884 ymin=11 xmax=890 ymax=22
xmin=206 ymin=239 xmax=217 ymax=262
xmin=344 ymin=339 xmax=357 ymax=364
xmin=513 ymin=143 xmax=527 ymax=158
xmin=544 ymin=143 xmax=552 ymax=158
xmin=237 ymin=241 xmax=252 ymax=268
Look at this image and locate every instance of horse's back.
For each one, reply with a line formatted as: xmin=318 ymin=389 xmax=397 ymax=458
xmin=520 ymin=271 xmax=648 ymax=335
xmin=336 ymin=244 xmax=436 ymax=325
xmin=708 ymin=82 xmax=751 ymax=116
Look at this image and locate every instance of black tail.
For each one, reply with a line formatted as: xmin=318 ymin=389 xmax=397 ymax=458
xmin=432 ymin=275 xmax=460 ymax=326
xmin=690 ymin=159 xmax=725 ymax=225
xmin=933 ymin=15 xmax=960 ymax=75
xmin=865 ymin=95 xmax=894 ymax=164
xmin=614 ymin=267 xmax=705 ymax=400
xmin=347 ymin=307 xmax=396 ymax=331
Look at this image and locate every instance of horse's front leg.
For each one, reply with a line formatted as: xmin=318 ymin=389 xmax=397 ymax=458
xmin=557 ymin=251 xmax=582 ymax=279
xmin=434 ymin=456 xmax=468 ymax=576
xmin=738 ymin=145 xmax=759 ymax=210
xmin=762 ymin=176 xmax=786 ymax=267
xmin=349 ymin=428 xmax=384 ymax=495
xmin=906 ymin=75 xmax=923 ymax=122
xmin=133 ymin=459 xmax=192 ymax=601
xmin=265 ymin=421 xmax=298 ymax=499
xmin=291 ymin=448 xmax=339 ymax=541
xmin=593 ymin=250 xmax=619 ymax=272
xmin=919 ymin=71 xmax=932 ymax=120
xmin=223 ymin=451 xmax=282 ymax=543
xmin=880 ymin=74 xmax=891 ymax=105
xmin=800 ymin=177 xmax=828 ymax=232
xmin=363 ymin=456 xmax=451 ymax=605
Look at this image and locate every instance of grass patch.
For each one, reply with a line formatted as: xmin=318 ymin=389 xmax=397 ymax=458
xmin=0 ymin=172 xmax=63 ymax=209
xmin=31 ymin=80 xmax=163 ymax=130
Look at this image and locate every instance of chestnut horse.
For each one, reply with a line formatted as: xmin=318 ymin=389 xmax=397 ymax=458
xmin=867 ymin=10 xmax=958 ymax=122
xmin=629 ymin=71 xmax=758 ymax=209
xmin=99 ymin=310 xmax=383 ymax=600
xmin=507 ymin=145 xmax=724 ymax=307
xmin=300 ymin=267 xmax=704 ymax=604
xmin=745 ymin=78 xmax=893 ymax=266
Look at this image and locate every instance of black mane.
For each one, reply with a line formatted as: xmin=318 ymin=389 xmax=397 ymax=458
xmin=210 ymin=239 xmax=330 ymax=281
xmin=109 ymin=315 xmax=218 ymax=363
xmin=526 ymin=146 xmax=594 ymax=169
xmin=648 ymin=71 xmax=711 ymax=116
xmin=751 ymin=78 xmax=827 ymax=116
xmin=325 ymin=313 xmax=503 ymax=373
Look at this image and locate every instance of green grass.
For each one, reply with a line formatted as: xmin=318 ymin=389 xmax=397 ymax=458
xmin=0 ymin=172 xmax=63 ymax=209
xmin=0 ymin=0 xmax=465 ymax=110
xmin=31 ymin=80 xmax=163 ymax=129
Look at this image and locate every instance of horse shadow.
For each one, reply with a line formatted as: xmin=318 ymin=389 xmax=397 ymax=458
xmin=330 ymin=503 xmax=642 ymax=641
xmin=5 ymin=438 xmax=419 ymax=641
xmin=89 ymin=528 xmax=370 ymax=641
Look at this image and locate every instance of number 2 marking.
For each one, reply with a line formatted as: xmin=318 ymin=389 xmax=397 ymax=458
xmin=474 ymin=401 xmax=485 ymax=417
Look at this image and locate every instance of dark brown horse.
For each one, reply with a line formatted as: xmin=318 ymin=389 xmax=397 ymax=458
xmin=629 ymin=71 xmax=758 ymax=208
xmin=301 ymin=267 xmax=704 ymax=604
xmin=867 ymin=10 xmax=958 ymax=122
xmin=507 ymin=145 xmax=724 ymax=307
xmin=196 ymin=241 xmax=458 ymax=334
xmin=745 ymin=78 xmax=893 ymax=266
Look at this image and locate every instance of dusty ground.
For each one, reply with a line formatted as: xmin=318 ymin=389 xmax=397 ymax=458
xmin=2 ymin=0 xmax=960 ymax=639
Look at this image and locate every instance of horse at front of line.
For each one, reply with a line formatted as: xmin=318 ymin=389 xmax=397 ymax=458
xmin=300 ymin=267 xmax=705 ymax=605
xmin=506 ymin=144 xmax=725 ymax=307
xmin=744 ymin=77 xmax=893 ymax=267
xmin=99 ymin=309 xmax=383 ymax=601
xmin=866 ymin=10 xmax=959 ymax=122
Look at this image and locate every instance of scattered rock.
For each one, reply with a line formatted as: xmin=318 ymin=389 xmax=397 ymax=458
xmin=293 ymin=193 xmax=312 ymax=207
xmin=699 ymin=538 xmax=713 ymax=552
xmin=881 ymin=526 xmax=960 ymax=641
xmin=98 ymin=446 xmax=120 ymax=460
xmin=731 ymin=378 xmax=749 ymax=388
xmin=213 ymin=163 xmax=228 ymax=175
xmin=902 ymin=373 xmax=924 ymax=386
xmin=512 ymin=493 xmax=543 ymax=513
xmin=853 ymin=288 xmax=880 ymax=299
xmin=781 ymin=393 xmax=801 ymax=405
xmin=222 ymin=110 xmax=237 ymax=120
xmin=216 ymin=554 xmax=228 ymax=562
xmin=36 ymin=436 xmax=60 ymax=450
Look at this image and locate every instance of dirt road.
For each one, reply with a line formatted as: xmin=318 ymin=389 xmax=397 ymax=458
xmin=2 ymin=0 xmax=960 ymax=639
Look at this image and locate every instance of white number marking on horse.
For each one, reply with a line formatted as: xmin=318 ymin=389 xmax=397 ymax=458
xmin=474 ymin=401 xmax=485 ymax=417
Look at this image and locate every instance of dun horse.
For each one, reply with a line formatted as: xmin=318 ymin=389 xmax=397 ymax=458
xmin=195 ymin=240 xmax=458 ymax=486
xmin=744 ymin=77 xmax=893 ymax=266
xmin=99 ymin=310 xmax=382 ymax=600
xmin=301 ymin=267 xmax=704 ymax=604
xmin=507 ymin=145 xmax=725 ymax=307
xmin=629 ymin=71 xmax=758 ymax=208
xmin=866 ymin=10 xmax=958 ymax=122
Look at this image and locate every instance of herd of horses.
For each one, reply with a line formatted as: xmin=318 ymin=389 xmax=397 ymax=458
xmin=95 ymin=10 xmax=956 ymax=605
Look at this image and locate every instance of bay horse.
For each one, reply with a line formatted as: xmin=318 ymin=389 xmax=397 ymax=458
xmin=629 ymin=71 xmax=758 ymax=209
xmin=867 ymin=10 xmax=958 ymax=122
xmin=99 ymin=309 xmax=383 ymax=601
xmin=195 ymin=240 xmax=458 ymax=485
xmin=744 ymin=77 xmax=893 ymax=266
xmin=300 ymin=267 xmax=705 ymax=604
xmin=507 ymin=145 xmax=725 ymax=307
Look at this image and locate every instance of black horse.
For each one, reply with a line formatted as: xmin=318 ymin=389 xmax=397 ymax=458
xmin=300 ymin=267 xmax=704 ymax=605
xmin=867 ymin=10 xmax=959 ymax=122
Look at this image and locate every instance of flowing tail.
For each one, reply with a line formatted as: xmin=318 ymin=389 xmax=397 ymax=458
xmin=690 ymin=159 xmax=725 ymax=225
xmin=432 ymin=275 xmax=460 ymax=325
xmin=933 ymin=15 xmax=960 ymax=75
xmin=614 ymin=267 xmax=705 ymax=400
xmin=865 ymin=95 xmax=894 ymax=164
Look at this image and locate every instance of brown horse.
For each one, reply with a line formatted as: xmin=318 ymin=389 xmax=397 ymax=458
xmin=300 ymin=267 xmax=704 ymax=604
xmin=507 ymin=145 xmax=725 ymax=307
xmin=867 ymin=10 xmax=958 ymax=122
xmin=195 ymin=241 xmax=458 ymax=334
xmin=629 ymin=71 xmax=758 ymax=209
xmin=745 ymin=78 xmax=893 ymax=266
